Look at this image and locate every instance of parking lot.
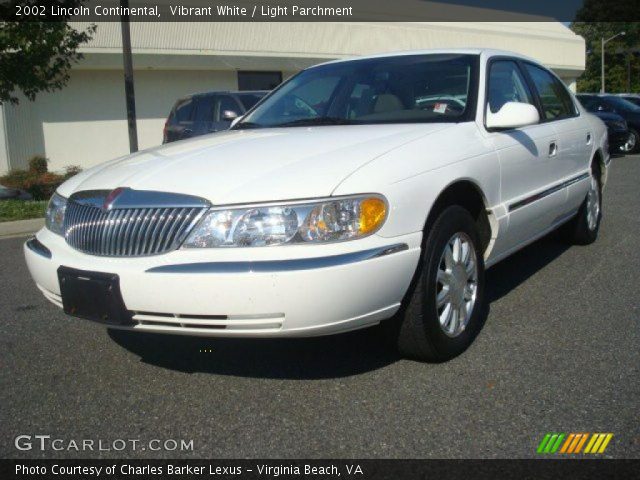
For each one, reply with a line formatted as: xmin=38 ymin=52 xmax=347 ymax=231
xmin=1 ymin=155 xmax=638 ymax=459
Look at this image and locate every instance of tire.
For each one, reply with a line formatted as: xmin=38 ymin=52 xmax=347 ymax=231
xmin=563 ymin=164 xmax=602 ymax=245
xmin=392 ymin=205 xmax=487 ymax=362
xmin=623 ymin=128 xmax=639 ymax=154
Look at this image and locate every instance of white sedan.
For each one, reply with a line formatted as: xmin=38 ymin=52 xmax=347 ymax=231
xmin=25 ymin=49 xmax=609 ymax=361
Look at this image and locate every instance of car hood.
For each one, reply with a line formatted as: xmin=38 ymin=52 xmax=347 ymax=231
xmin=58 ymin=124 xmax=452 ymax=204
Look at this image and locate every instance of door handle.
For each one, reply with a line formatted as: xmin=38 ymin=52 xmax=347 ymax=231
xmin=548 ymin=141 xmax=558 ymax=157
xmin=586 ymin=133 xmax=592 ymax=145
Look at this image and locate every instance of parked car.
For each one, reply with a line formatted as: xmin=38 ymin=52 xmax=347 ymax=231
xmin=163 ymin=90 xmax=267 ymax=143
xmin=617 ymin=93 xmax=640 ymax=107
xmin=0 ymin=185 xmax=32 ymax=200
xmin=25 ymin=49 xmax=608 ymax=362
xmin=590 ymin=111 xmax=629 ymax=153
xmin=576 ymin=93 xmax=640 ymax=153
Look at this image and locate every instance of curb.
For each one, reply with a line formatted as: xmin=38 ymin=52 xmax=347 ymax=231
xmin=0 ymin=218 xmax=45 ymax=238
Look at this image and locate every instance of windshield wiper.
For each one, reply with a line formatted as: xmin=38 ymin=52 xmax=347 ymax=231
xmin=232 ymin=121 xmax=264 ymax=130
xmin=271 ymin=117 xmax=360 ymax=127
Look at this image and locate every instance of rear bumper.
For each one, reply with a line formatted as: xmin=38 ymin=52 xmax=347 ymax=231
xmin=25 ymin=229 xmax=422 ymax=337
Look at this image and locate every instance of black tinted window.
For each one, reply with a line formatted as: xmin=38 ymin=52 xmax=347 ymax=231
xmin=171 ymin=99 xmax=194 ymax=124
xmin=237 ymin=93 xmax=265 ymax=110
xmin=238 ymin=71 xmax=282 ymax=90
xmin=524 ymin=64 xmax=576 ymax=120
xmin=218 ymin=96 xmax=239 ymax=115
xmin=193 ymin=96 xmax=215 ymax=122
xmin=577 ymin=95 xmax=601 ymax=112
xmin=217 ymin=95 xmax=241 ymax=121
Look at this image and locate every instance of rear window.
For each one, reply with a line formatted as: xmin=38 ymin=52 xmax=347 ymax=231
xmin=237 ymin=93 xmax=266 ymax=110
xmin=171 ymin=98 xmax=194 ymax=124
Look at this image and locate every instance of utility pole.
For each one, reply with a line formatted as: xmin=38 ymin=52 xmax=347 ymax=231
xmin=601 ymin=31 xmax=625 ymax=93
xmin=120 ymin=0 xmax=138 ymax=152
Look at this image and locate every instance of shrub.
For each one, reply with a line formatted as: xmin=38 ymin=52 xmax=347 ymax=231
xmin=0 ymin=156 xmax=82 ymax=201
xmin=23 ymin=172 xmax=64 ymax=200
xmin=28 ymin=155 xmax=48 ymax=175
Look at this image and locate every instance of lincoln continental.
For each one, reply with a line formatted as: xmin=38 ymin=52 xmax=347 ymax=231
xmin=25 ymin=49 xmax=609 ymax=361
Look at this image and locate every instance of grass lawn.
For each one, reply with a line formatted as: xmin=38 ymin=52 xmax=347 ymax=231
xmin=0 ymin=200 xmax=47 ymax=222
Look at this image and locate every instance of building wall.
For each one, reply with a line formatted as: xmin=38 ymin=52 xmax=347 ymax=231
xmin=4 ymin=69 xmax=238 ymax=172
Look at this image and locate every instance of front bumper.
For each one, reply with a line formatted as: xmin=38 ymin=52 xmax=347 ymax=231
xmin=608 ymin=129 xmax=629 ymax=152
xmin=25 ymin=229 xmax=422 ymax=337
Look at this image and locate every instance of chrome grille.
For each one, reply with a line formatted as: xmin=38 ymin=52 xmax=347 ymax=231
xmin=63 ymin=189 xmax=209 ymax=257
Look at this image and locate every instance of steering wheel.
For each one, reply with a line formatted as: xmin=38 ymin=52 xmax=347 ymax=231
xmin=287 ymin=95 xmax=319 ymax=117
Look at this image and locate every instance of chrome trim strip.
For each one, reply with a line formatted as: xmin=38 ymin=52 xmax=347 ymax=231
xmin=146 ymin=243 xmax=409 ymax=274
xmin=70 ymin=188 xmax=211 ymax=210
xmin=25 ymin=237 xmax=52 ymax=259
xmin=508 ymin=172 xmax=590 ymax=212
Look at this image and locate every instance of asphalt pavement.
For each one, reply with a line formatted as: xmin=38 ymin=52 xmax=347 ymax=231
xmin=1 ymin=156 xmax=638 ymax=459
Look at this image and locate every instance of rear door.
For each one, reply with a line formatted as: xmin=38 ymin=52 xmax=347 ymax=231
xmin=522 ymin=62 xmax=590 ymax=216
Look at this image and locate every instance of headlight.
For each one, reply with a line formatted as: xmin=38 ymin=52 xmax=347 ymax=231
xmin=45 ymin=193 xmax=67 ymax=236
xmin=183 ymin=195 xmax=387 ymax=248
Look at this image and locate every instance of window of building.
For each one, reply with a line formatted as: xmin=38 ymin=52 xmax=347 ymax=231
xmin=237 ymin=71 xmax=283 ymax=91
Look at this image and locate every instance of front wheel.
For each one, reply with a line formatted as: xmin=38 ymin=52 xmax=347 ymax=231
xmin=393 ymin=206 xmax=487 ymax=362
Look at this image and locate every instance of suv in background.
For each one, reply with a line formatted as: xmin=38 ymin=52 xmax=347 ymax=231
xmin=577 ymin=93 xmax=640 ymax=153
xmin=163 ymin=91 xmax=267 ymax=143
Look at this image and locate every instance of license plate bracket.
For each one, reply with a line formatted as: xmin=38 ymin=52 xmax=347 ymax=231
xmin=57 ymin=266 xmax=132 ymax=326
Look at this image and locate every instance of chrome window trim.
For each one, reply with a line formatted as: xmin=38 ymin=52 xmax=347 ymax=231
xmin=146 ymin=243 xmax=409 ymax=274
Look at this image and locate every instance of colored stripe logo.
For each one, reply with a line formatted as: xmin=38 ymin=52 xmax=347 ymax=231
xmin=537 ymin=433 xmax=613 ymax=454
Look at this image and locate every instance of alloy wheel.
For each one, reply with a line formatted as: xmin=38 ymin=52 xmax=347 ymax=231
xmin=435 ymin=232 xmax=478 ymax=337
xmin=586 ymin=174 xmax=600 ymax=231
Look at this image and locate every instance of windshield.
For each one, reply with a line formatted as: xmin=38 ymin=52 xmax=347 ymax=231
xmin=606 ymin=96 xmax=640 ymax=112
xmin=236 ymin=54 xmax=478 ymax=129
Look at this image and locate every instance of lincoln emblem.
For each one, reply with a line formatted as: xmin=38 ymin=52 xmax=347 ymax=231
xmin=102 ymin=187 xmax=126 ymax=211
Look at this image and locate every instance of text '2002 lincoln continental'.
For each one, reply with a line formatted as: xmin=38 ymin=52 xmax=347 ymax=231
xmin=25 ymin=49 xmax=608 ymax=361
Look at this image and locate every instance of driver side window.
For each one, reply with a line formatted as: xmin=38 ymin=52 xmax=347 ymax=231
xmin=488 ymin=61 xmax=535 ymax=115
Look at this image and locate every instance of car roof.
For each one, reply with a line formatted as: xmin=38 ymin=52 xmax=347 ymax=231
xmin=313 ymin=48 xmax=541 ymax=68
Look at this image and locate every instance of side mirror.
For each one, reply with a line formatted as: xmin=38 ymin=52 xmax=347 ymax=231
xmin=222 ymin=110 xmax=239 ymax=121
xmin=486 ymin=102 xmax=540 ymax=130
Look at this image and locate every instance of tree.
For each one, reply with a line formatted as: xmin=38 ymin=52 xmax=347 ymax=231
xmin=0 ymin=1 xmax=96 ymax=104
xmin=572 ymin=1 xmax=640 ymax=93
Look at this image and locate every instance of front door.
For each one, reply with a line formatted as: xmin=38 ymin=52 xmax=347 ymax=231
xmin=484 ymin=59 xmax=567 ymax=257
